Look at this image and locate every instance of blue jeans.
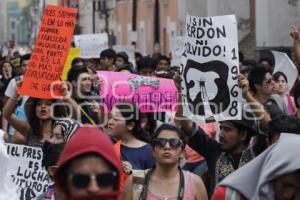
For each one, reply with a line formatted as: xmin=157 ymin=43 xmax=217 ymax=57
xmin=183 ymin=160 xmax=207 ymax=177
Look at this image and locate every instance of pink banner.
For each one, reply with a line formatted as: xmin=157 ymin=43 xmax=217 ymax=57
xmin=97 ymin=71 xmax=178 ymax=112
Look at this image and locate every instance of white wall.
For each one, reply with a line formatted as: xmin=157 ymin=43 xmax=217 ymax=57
xmin=256 ymin=0 xmax=299 ymax=47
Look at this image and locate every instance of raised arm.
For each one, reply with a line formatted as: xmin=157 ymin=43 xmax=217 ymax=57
xmin=3 ymin=90 xmax=30 ymax=138
xmin=291 ymin=25 xmax=300 ymax=69
xmin=238 ymin=74 xmax=271 ymax=129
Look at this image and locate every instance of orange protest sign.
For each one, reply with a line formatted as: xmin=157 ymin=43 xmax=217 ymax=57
xmin=18 ymin=5 xmax=77 ymax=99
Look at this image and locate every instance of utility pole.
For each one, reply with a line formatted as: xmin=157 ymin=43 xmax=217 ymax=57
xmin=93 ymin=1 xmax=96 ymax=33
xmin=132 ymin=0 xmax=137 ymax=46
xmin=154 ymin=0 xmax=160 ymax=54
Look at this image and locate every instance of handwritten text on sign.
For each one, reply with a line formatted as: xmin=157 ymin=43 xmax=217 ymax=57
xmin=97 ymin=71 xmax=178 ymax=112
xmin=6 ymin=144 xmax=49 ymax=200
xmin=18 ymin=5 xmax=77 ymax=99
xmin=181 ymin=15 xmax=241 ymax=123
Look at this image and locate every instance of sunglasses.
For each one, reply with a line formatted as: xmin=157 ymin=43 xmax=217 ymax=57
xmin=69 ymin=171 xmax=117 ymax=189
xmin=264 ymin=78 xmax=273 ymax=85
xmin=153 ymin=138 xmax=183 ymax=149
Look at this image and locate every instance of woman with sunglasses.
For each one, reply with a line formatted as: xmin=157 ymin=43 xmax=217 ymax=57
xmin=54 ymin=126 xmax=122 ymax=200
xmin=122 ymin=124 xmax=208 ymax=200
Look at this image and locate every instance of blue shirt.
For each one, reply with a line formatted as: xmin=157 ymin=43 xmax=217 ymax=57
xmin=121 ymin=144 xmax=155 ymax=170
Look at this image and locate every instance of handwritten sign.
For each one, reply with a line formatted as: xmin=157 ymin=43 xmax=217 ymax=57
xmin=61 ymin=48 xmax=80 ymax=80
xmin=169 ymin=36 xmax=185 ymax=67
xmin=272 ymin=50 xmax=298 ymax=92
xmin=6 ymin=144 xmax=50 ymax=200
xmin=113 ymin=45 xmax=135 ymax=66
xmin=180 ymin=14 xmax=241 ymax=123
xmin=97 ymin=71 xmax=178 ymax=112
xmin=74 ymin=33 xmax=108 ymax=58
xmin=18 ymin=5 xmax=77 ymax=99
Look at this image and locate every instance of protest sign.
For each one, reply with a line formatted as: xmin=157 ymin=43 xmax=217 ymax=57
xmin=74 ymin=33 xmax=108 ymax=58
xmin=18 ymin=5 xmax=77 ymax=99
xmin=113 ymin=45 xmax=136 ymax=66
xmin=272 ymin=50 xmax=298 ymax=92
xmin=6 ymin=143 xmax=49 ymax=200
xmin=169 ymin=36 xmax=185 ymax=67
xmin=180 ymin=14 xmax=241 ymax=123
xmin=61 ymin=48 xmax=80 ymax=80
xmin=97 ymin=71 xmax=178 ymax=112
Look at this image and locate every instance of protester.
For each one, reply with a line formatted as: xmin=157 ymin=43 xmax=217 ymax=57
xmin=37 ymin=142 xmax=65 ymax=200
xmin=0 ymin=61 xmax=14 ymax=115
xmin=54 ymin=127 xmax=122 ymax=200
xmin=108 ymin=103 xmax=155 ymax=173
xmin=3 ymin=96 xmax=59 ymax=147
xmin=294 ymin=82 xmax=300 ymax=119
xmin=290 ymin=25 xmax=300 ymax=71
xmin=174 ymin=73 xmax=270 ymax=196
xmin=47 ymin=118 xmax=81 ymax=144
xmin=3 ymin=54 xmax=31 ymax=140
xmin=115 ymin=51 xmax=130 ymax=68
xmin=99 ymin=48 xmax=116 ymax=71
xmin=123 ymin=124 xmax=208 ymax=200
xmin=156 ymin=55 xmax=171 ymax=72
xmin=65 ymin=66 xmax=102 ymax=125
xmin=248 ymin=66 xmax=288 ymax=117
xmin=136 ymin=56 xmax=156 ymax=77
xmin=273 ymin=71 xmax=297 ymax=115
xmin=267 ymin=114 xmax=300 ymax=144
xmin=212 ymin=133 xmax=300 ymax=200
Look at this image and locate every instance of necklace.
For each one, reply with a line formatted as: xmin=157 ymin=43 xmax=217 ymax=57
xmin=139 ymin=167 xmax=185 ymax=200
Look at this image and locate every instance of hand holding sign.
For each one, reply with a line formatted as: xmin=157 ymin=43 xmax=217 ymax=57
xmin=18 ymin=5 xmax=77 ymax=99
xmin=290 ymin=25 xmax=300 ymax=41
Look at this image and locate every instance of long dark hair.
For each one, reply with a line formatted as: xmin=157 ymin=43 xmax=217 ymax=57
xmin=25 ymin=98 xmax=67 ymax=140
xmin=114 ymin=103 xmax=150 ymax=143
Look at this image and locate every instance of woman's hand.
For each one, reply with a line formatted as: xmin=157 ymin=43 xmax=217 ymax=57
xmin=122 ymin=161 xmax=133 ymax=174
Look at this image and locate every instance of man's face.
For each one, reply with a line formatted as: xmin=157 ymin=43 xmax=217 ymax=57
xmin=156 ymin=59 xmax=170 ymax=72
xmin=115 ymin=56 xmax=125 ymax=67
xmin=219 ymin=121 xmax=245 ymax=152
xmin=273 ymin=172 xmax=300 ymax=200
xmin=139 ymin=68 xmax=155 ymax=77
xmin=100 ymin=57 xmax=114 ymax=70
xmin=21 ymin=59 xmax=30 ymax=74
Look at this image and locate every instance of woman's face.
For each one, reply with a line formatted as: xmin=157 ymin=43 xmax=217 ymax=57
xmin=153 ymin=130 xmax=183 ymax=165
xmin=48 ymin=124 xmax=64 ymax=144
xmin=276 ymin=75 xmax=288 ymax=95
xmin=1 ymin=62 xmax=13 ymax=78
xmin=67 ymin=156 xmax=116 ymax=197
xmin=107 ymin=107 xmax=127 ymax=138
xmin=35 ymin=99 xmax=52 ymax=120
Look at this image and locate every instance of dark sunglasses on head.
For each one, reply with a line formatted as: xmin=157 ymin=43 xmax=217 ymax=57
xmin=69 ymin=171 xmax=117 ymax=189
xmin=153 ymin=138 xmax=183 ymax=149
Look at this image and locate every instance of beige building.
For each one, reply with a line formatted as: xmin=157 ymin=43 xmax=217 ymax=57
xmin=0 ymin=0 xmax=8 ymax=44
xmin=115 ymin=0 xmax=180 ymax=56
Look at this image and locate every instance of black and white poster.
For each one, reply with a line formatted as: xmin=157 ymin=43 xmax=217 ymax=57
xmin=180 ymin=14 xmax=242 ymax=123
xmin=6 ymin=144 xmax=50 ymax=200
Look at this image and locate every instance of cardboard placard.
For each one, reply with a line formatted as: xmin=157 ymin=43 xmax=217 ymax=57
xmin=74 ymin=33 xmax=108 ymax=58
xmin=18 ymin=5 xmax=77 ymax=99
xmin=6 ymin=144 xmax=50 ymax=200
xmin=180 ymin=14 xmax=242 ymax=123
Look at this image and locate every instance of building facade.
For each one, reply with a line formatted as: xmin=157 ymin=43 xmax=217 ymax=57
xmin=115 ymin=0 xmax=181 ymax=56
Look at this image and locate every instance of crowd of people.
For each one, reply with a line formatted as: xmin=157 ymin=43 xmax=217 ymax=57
xmin=1 ymin=23 xmax=300 ymax=200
